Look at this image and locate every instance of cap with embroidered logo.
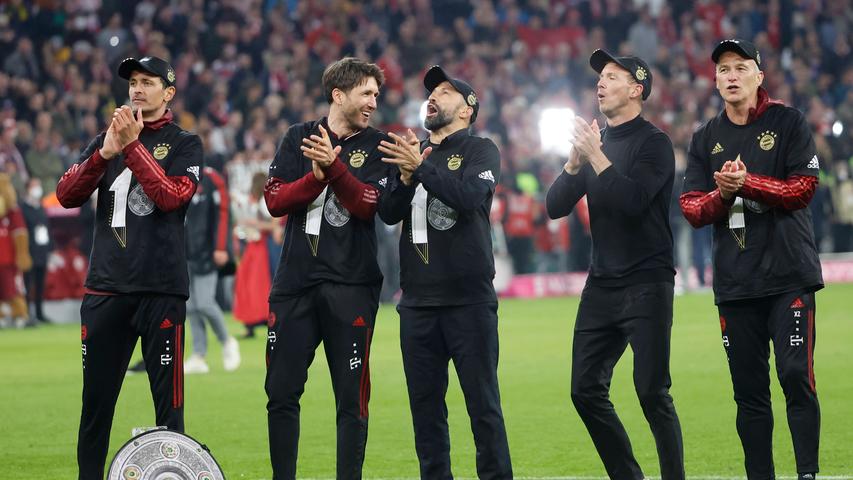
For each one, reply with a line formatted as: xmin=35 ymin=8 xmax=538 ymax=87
xmin=589 ymin=49 xmax=653 ymax=101
xmin=424 ymin=65 xmax=479 ymax=123
xmin=711 ymin=38 xmax=761 ymax=66
xmin=118 ymin=56 xmax=177 ymax=87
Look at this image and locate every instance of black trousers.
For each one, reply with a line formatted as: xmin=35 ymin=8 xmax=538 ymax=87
xmin=24 ymin=265 xmax=46 ymax=320
xmin=399 ymin=302 xmax=513 ymax=480
xmin=78 ymin=293 xmax=186 ymax=480
xmin=266 ymin=282 xmax=379 ymax=480
xmin=571 ymin=282 xmax=684 ymax=480
xmin=718 ymin=290 xmax=820 ymax=479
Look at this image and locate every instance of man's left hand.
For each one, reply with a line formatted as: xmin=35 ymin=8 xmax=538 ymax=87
xmin=570 ymin=117 xmax=603 ymax=159
xmin=113 ymin=106 xmax=144 ymax=150
xmin=714 ymin=156 xmax=747 ymax=200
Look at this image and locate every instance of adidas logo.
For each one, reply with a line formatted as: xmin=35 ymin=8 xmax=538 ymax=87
xmin=807 ymin=155 xmax=819 ymax=169
xmin=711 ymin=143 xmax=724 ymax=155
xmin=790 ymin=298 xmax=805 ymax=309
xmin=352 ymin=316 xmax=366 ymax=327
xmin=186 ymin=165 xmax=200 ymax=181
xmin=159 ymin=318 xmax=174 ymax=329
xmin=478 ymin=170 xmax=495 ymax=183
xmin=378 ymin=177 xmax=388 ymax=187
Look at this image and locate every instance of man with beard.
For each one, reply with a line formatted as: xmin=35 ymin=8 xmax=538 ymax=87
xmin=263 ymin=57 xmax=389 ymax=480
xmin=546 ymin=50 xmax=684 ymax=480
xmin=681 ymin=39 xmax=822 ymax=480
xmin=56 ymin=56 xmax=202 ymax=480
xmin=378 ymin=65 xmax=512 ymax=479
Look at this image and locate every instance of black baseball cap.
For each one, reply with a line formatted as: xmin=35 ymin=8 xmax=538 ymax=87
xmin=118 ymin=56 xmax=176 ymax=87
xmin=711 ymin=38 xmax=761 ymax=66
xmin=589 ymin=49 xmax=653 ymax=100
xmin=424 ymin=65 xmax=479 ymax=123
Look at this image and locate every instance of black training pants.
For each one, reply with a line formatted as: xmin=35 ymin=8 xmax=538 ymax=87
xmin=571 ymin=282 xmax=684 ymax=480
xmin=718 ymin=290 xmax=820 ymax=480
xmin=266 ymin=282 xmax=379 ymax=480
xmin=78 ymin=293 xmax=186 ymax=480
xmin=399 ymin=302 xmax=513 ymax=480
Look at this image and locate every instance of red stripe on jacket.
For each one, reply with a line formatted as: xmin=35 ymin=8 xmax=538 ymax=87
xmin=680 ymin=174 xmax=817 ymax=228
xmin=323 ymin=158 xmax=379 ymax=220
xmin=56 ymin=149 xmax=110 ymax=208
xmin=679 ymin=189 xmax=733 ymax=228
xmin=739 ymin=174 xmax=817 ymax=210
xmin=205 ymin=167 xmax=230 ymax=251
xmin=264 ymin=158 xmax=379 ymax=220
xmin=264 ymin=171 xmax=327 ymax=217
xmin=123 ymin=140 xmax=196 ymax=212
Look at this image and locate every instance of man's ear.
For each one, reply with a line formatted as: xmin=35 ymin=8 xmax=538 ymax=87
xmin=458 ymin=104 xmax=473 ymax=121
xmin=631 ymin=83 xmax=643 ymax=100
xmin=332 ymin=88 xmax=344 ymax=105
xmin=164 ymin=86 xmax=176 ymax=102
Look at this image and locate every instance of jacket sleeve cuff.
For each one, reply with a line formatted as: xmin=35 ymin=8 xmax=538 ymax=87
xmin=122 ymin=139 xmax=142 ymax=156
xmin=323 ymin=157 xmax=348 ymax=182
xmin=413 ymin=160 xmax=436 ymax=181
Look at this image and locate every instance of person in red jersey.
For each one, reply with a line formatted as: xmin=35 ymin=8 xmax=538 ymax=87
xmin=0 ymin=172 xmax=31 ymax=329
xmin=56 ymin=56 xmax=203 ymax=480
xmin=680 ymin=39 xmax=822 ymax=480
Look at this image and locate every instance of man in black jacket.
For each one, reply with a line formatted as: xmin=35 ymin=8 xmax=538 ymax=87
xmin=20 ymin=177 xmax=51 ymax=324
xmin=379 ymin=65 xmax=512 ymax=480
xmin=57 ymin=55 xmax=202 ymax=480
xmin=263 ymin=57 xmax=389 ymax=480
xmin=184 ymin=165 xmax=240 ymax=373
xmin=546 ymin=50 xmax=684 ymax=480
xmin=680 ymin=39 xmax=822 ymax=480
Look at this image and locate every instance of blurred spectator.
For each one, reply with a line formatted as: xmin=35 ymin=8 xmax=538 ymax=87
xmin=0 ymin=0 xmax=849 ymax=293
xmin=0 ymin=172 xmax=31 ymax=328
xmin=20 ymin=177 xmax=52 ymax=323
xmin=184 ymin=166 xmax=241 ymax=374
xmin=232 ymin=171 xmax=273 ymax=338
xmin=0 ymin=119 xmax=27 ymax=193
xmin=23 ymin=131 xmax=65 ymax=194
xmin=831 ymin=160 xmax=853 ymax=252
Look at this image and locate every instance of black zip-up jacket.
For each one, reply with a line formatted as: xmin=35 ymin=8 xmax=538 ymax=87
xmin=186 ymin=167 xmax=231 ymax=275
xmin=265 ymin=118 xmax=390 ymax=299
xmin=56 ymin=111 xmax=203 ymax=298
xmin=379 ymin=128 xmax=500 ymax=307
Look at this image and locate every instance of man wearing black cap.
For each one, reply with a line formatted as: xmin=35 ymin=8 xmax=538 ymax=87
xmin=680 ymin=39 xmax=822 ymax=480
xmin=56 ymin=55 xmax=202 ymax=480
xmin=378 ymin=65 xmax=512 ymax=479
xmin=546 ymin=50 xmax=684 ymax=480
xmin=263 ymin=57 xmax=390 ymax=480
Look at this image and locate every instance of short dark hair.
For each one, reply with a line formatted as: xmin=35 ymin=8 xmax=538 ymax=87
xmin=322 ymin=57 xmax=385 ymax=104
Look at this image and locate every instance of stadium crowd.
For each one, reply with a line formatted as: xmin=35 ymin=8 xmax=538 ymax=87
xmin=0 ymin=0 xmax=851 ymax=325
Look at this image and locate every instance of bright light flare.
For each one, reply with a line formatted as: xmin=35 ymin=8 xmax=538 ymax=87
xmin=539 ymin=108 xmax=575 ymax=156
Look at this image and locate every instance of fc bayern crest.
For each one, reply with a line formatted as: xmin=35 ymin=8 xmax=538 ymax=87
xmin=324 ymin=192 xmax=350 ymax=227
xmin=428 ymin=198 xmax=457 ymax=231
xmin=128 ymin=184 xmax=156 ymax=216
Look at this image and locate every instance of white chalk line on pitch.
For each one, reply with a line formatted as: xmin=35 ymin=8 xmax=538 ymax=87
xmin=292 ymin=476 xmax=853 ymax=480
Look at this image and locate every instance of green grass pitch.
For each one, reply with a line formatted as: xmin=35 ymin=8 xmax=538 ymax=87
xmin=1 ymin=285 xmax=852 ymax=479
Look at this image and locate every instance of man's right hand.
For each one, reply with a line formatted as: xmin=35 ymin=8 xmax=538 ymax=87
xmin=563 ymin=147 xmax=586 ymax=175
xmin=99 ymin=120 xmax=122 ymax=160
xmin=213 ymin=250 xmax=228 ymax=267
xmin=715 ymin=157 xmax=747 ymax=200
